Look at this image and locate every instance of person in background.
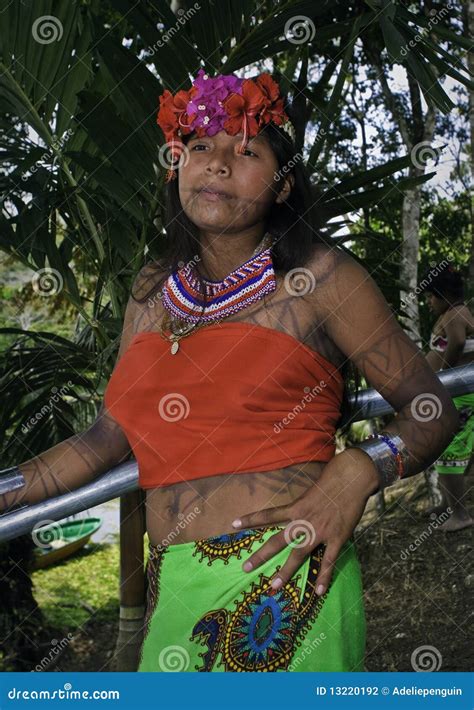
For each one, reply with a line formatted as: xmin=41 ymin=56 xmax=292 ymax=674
xmin=420 ymin=264 xmax=474 ymax=532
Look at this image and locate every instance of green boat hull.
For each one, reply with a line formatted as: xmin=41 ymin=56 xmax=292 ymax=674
xmin=31 ymin=517 xmax=103 ymax=570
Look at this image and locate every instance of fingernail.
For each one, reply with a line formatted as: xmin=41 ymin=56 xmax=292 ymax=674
xmin=271 ymin=577 xmax=283 ymax=590
xmin=243 ymin=561 xmax=253 ymax=571
xmin=232 ymin=519 xmax=242 ymax=528
xmin=316 ymin=584 xmax=325 ymax=596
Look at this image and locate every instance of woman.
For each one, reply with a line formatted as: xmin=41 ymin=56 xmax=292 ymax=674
xmin=420 ymin=265 xmax=474 ymax=532
xmin=0 ymin=70 xmax=460 ymax=672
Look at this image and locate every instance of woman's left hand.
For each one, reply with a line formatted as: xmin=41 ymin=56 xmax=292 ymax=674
xmin=231 ymin=447 xmax=379 ymax=595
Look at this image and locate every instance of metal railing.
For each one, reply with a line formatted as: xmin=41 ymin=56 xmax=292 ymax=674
xmin=0 ymin=363 xmax=472 ymax=543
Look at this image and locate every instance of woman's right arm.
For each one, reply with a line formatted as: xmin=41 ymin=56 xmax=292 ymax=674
xmin=0 ymin=268 xmax=145 ymax=515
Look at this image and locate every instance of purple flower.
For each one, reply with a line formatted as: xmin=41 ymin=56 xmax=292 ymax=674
xmin=186 ymin=69 xmax=244 ymax=135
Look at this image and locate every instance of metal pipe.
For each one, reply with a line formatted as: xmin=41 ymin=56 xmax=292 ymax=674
xmin=0 ymin=363 xmax=472 ymax=543
xmin=340 ymin=362 xmax=474 ymax=424
xmin=0 ymin=460 xmax=138 ymax=543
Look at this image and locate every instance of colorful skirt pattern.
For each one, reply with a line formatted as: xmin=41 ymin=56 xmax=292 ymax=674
xmin=137 ymin=523 xmax=366 ymax=672
xmin=435 ymin=393 xmax=474 ymax=474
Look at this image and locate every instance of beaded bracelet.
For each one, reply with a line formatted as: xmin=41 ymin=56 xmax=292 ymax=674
xmin=351 ymin=431 xmax=410 ymax=491
xmin=367 ymin=433 xmax=405 ymax=478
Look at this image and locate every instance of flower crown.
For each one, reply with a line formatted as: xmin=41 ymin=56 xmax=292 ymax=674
xmin=157 ymin=69 xmax=295 ymax=182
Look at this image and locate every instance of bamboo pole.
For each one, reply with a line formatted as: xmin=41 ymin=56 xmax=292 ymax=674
xmin=112 ymin=489 xmax=147 ymax=672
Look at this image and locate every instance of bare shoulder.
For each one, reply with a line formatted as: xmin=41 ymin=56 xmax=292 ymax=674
xmin=442 ymin=303 xmax=472 ymax=325
xmin=303 ymin=242 xmax=371 ymax=316
xmin=130 ymin=259 xmax=170 ymax=303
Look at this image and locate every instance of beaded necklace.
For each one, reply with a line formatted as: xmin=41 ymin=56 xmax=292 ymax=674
xmin=159 ymin=232 xmax=277 ymax=354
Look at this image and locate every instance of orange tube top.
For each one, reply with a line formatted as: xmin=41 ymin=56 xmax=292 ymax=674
xmin=103 ymin=322 xmax=344 ymax=489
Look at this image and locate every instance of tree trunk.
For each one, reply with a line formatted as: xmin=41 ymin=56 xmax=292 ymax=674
xmin=465 ymin=0 xmax=474 ymax=296
xmin=112 ymin=489 xmax=146 ymax=672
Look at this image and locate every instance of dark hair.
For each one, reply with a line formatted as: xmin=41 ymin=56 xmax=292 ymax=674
xmin=133 ymin=106 xmax=362 ymax=434
xmin=419 ymin=263 xmax=465 ymax=303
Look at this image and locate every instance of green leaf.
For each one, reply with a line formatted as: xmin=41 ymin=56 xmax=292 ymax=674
xmin=322 ymin=153 xmax=434 ymax=199
xmin=307 ymin=14 xmax=362 ymax=170
xmin=321 ymin=171 xmax=436 ymax=217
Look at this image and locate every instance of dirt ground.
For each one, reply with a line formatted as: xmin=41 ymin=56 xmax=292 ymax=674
xmin=46 ymin=473 xmax=473 ymax=673
xmin=358 ymin=473 xmax=473 ymax=672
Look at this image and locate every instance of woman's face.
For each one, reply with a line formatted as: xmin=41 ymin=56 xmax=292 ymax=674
xmin=426 ymin=291 xmax=447 ymax=316
xmin=177 ymin=129 xmax=288 ymax=235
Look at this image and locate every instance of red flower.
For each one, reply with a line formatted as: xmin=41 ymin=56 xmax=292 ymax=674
xmin=156 ymin=87 xmax=197 ymax=142
xmin=156 ymin=90 xmax=178 ymax=141
xmin=174 ymin=88 xmax=197 ymax=135
xmin=255 ymin=73 xmax=289 ymax=128
xmin=223 ymin=79 xmax=266 ymax=137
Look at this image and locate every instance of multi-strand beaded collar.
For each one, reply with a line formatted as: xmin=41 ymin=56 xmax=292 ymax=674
xmin=159 ymin=232 xmax=277 ymax=354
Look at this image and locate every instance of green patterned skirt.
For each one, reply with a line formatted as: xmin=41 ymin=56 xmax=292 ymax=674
xmin=137 ymin=523 xmax=366 ymax=672
xmin=435 ymin=393 xmax=474 ymax=474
